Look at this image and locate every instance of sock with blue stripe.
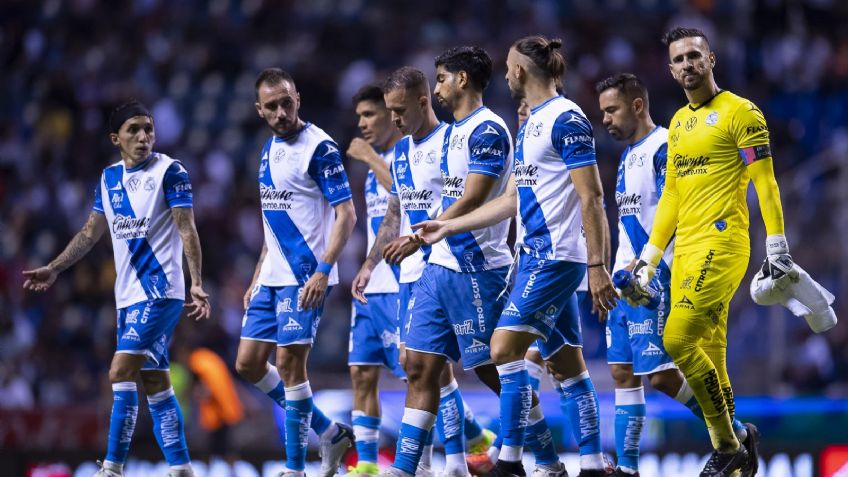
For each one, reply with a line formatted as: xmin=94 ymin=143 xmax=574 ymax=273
xmin=105 ymin=382 xmax=139 ymax=468
xmin=254 ymin=363 xmax=333 ymax=437
xmin=462 ymin=397 xmax=485 ymax=442
xmin=558 ymin=371 xmax=604 ymax=470
xmin=614 ymin=387 xmax=646 ymax=473
xmin=526 ymin=358 xmax=544 ymax=393
xmin=393 ymin=408 xmax=436 ymax=475
xmin=352 ymin=410 xmax=380 ymax=465
xmin=438 ymin=380 xmax=468 ymax=472
xmin=497 ymin=360 xmax=531 ymax=463
xmin=525 ymin=404 xmax=559 ymax=466
xmin=284 ymin=382 xmax=314 ymax=471
xmin=674 ymin=379 xmax=747 ymax=440
xmin=148 ymin=387 xmax=190 ymax=466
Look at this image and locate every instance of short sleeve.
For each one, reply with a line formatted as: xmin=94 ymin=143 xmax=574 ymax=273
xmin=731 ymin=100 xmax=772 ymax=165
xmin=163 ymin=161 xmax=193 ymax=208
xmin=92 ymin=179 xmax=104 ymax=213
xmin=307 ymin=140 xmax=352 ymax=205
xmin=551 ymin=111 xmax=597 ymax=169
xmin=653 ymin=142 xmax=668 ymax=197
xmin=467 ymin=121 xmax=510 ymax=177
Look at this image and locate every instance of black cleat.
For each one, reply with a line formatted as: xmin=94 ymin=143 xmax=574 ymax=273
xmin=485 ymin=460 xmax=526 ymax=477
xmin=700 ymin=447 xmax=749 ymax=477
xmin=740 ymin=423 xmax=761 ymax=476
xmin=577 ymin=470 xmax=611 ymax=477
xmin=612 ymin=469 xmax=639 ymax=477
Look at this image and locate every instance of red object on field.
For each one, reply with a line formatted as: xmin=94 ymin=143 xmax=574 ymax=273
xmin=27 ymin=463 xmax=72 ymax=477
xmin=821 ymin=444 xmax=848 ymax=476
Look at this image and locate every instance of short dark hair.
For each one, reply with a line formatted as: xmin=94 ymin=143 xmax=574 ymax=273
xmin=352 ymin=83 xmax=385 ymax=107
xmin=662 ymin=27 xmax=710 ymax=47
xmin=512 ymin=35 xmax=566 ymax=81
xmin=255 ymin=68 xmax=295 ymax=99
xmin=434 ymin=46 xmax=493 ymax=92
xmin=595 ymin=73 xmax=649 ymax=106
xmin=383 ymin=66 xmax=429 ymax=95
xmin=108 ymin=100 xmax=151 ymax=134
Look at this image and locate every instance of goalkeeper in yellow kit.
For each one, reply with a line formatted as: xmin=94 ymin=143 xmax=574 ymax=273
xmin=631 ymin=27 xmax=791 ymax=477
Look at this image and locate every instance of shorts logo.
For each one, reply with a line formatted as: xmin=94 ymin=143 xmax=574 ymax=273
xmin=503 ymin=302 xmax=520 ymax=317
xmin=706 ymin=302 xmax=725 ymax=325
xmin=122 ymin=327 xmax=140 ymax=342
xmin=381 ymin=330 xmax=399 ymax=348
xmin=469 ymin=276 xmax=486 ymax=332
xmin=141 ymin=303 xmax=152 ymax=324
xmin=464 ymin=338 xmax=489 ymax=354
xmin=283 ymin=317 xmax=302 ymax=331
xmin=641 ymin=342 xmax=663 ymax=356
xmin=534 ymin=305 xmax=558 ymax=329
xmin=680 ymin=275 xmax=694 ymax=290
xmin=674 ymin=295 xmax=695 ymax=309
xmin=125 ymin=309 xmax=140 ymax=325
xmin=453 ymin=320 xmax=474 ymax=335
xmin=277 ymin=298 xmax=294 ymax=314
xmin=628 ymin=319 xmax=653 ymax=336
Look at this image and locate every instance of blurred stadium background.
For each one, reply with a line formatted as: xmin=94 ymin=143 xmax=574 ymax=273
xmin=1 ymin=0 xmax=847 ymax=476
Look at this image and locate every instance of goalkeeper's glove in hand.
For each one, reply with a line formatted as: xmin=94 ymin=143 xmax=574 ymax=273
xmin=633 ymin=243 xmax=664 ymax=291
xmin=763 ymin=234 xmax=796 ymax=284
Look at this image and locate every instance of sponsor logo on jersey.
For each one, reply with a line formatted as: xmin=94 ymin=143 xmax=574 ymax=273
xmin=628 ymin=319 xmax=654 ymax=336
xmin=126 ymin=177 xmax=142 ymax=192
xmin=685 ymin=117 xmax=697 ymax=131
xmin=398 ymin=185 xmax=435 ymax=210
xmin=464 ymin=338 xmax=489 ymax=354
xmin=673 ymin=153 xmax=710 ymax=177
xmin=425 ymin=150 xmax=437 ymax=164
xmin=453 ymin=319 xmax=474 ymax=335
xmin=481 ymin=124 xmax=500 ymax=136
xmin=283 ymin=317 xmax=303 ymax=331
xmin=513 ymin=163 xmax=539 ymax=187
xmin=471 ymin=145 xmax=504 ymax=158
xmin=641 ymin=341 xmax=663 ymax=356
xmin=260 ymin=184 xmax=295 ymax=210
xmin=442 ymin=175 xmax=464 ymax=198
xmin=521 ymin=258 xmax=546 ymax=298
xmin=111 ymin=192 xmax=124 ymax=208
xmin=562 ymin=133 xmax=593 ymax=146
xmin=322 ymin=163 xmax=344 ymax=178
xmin=694 ymin=249 xmax=715 ymax=292
xmin=705 ymin=111 xmax=719 ymax=126
xmin=745 ymin=125 xmax=768 ymax=134
xmin=674 ymin=295 xmax=695 ymax=309
xmin=616 ymin=192 xmax=642 ymax=216
xmin=112 ymin=215 xmax=150 ymax=240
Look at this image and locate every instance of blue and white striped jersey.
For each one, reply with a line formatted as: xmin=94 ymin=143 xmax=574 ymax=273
xmin=93 ymin=153 xmax=192 ymax=308
xmin=390 ymin=122 xmax=448 ymax=283
xmin=514 ymin=96 xmax=597 ymax=262
xmin=429 ymin=107 xmax=514 ymax=273
xmin=613 ymin=126 xmax=673 ymax=273
xmin=364 ymin=148 xmax=400 ymax=294
xmin=256 ymin=123 xmax=352 ymax=287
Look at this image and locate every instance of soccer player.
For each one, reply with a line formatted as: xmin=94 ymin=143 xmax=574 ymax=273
xmin=235 ymin=68 xmax=356 ymax=477
xmin=630 ymin=27 xmax=777 ymax=476
xmin=352 ymin=66 xmax=496 ymax=477
xmin=22 ymin=101 xmax=210 ymax=477
xmin=344 ymin=83 xmax=405 ymax=477
xmin=413 ymin=36 xmax=618 ymax=477
xmin=596 ymin=73 xmax=753 ymax=476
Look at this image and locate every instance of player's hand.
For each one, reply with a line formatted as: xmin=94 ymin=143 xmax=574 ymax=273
xmin=346 ymin=138 xmax=378 ymax=164
xmin=22 ymin=266 xmax=58 ymax=292
xmin=186 ymin=284 xmax=211 ymax=321
xmin=633 ymin=243 xmax=663 ymax=289
xmin=763 ymin=234 xmax=797 ymax=285
xmin=383 ymin=235 xmax=421 ymax=265
xmin=300 ymin=272 xmax=329 ymax=310
xmin=588 ymin=265 xmax=618 ymax=315
xmin=243 ymin=283 xmax=257 ymax=310
xmin=411 ymin=220 xmax=451 ymax=244
xmin=351 ymin=266 xmax=372 ymax=304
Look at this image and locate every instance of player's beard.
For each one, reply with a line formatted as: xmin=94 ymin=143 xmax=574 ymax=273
xmin=680 ymin=72 xmax=704 ymax=91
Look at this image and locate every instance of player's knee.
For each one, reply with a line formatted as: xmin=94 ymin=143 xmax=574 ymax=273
xmin=275 ymin=353 xmax=306 ymax=384
xmin=610 ymin=365 xmax=638 ymax=387
xmin=649 ymin=371 xmax=682 ymax=397
xmin=109 ymin=361 xmax=138 ymax=383
xmin=350 ymin=365 xmax=379 ymax=392
xmin=490 ymin=340 xmax=523 ymax=366
xmin=234 ymin=355 xmax=263 ymax=382
xmin=140 ymin=370 xmax=170 ymax=394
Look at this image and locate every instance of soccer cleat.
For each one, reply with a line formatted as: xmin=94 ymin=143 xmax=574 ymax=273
xmin=276 ymin=471 xmax=306 ymax=477
xmin=415 ymin=463 xmax=436 ymax=477
xmin=532 ymin=462 xmax=568 ymax=477
xmin=343 ymin=462 xmax=380 ymax=477
xmin=700 ymin=447 xmax=749 ymax=477
xmin=576 ymin=470 xmax=611 ymax=477
xmin=612 ymin=469 xmax=638 ymax=477
xmin=484 ymin=460 xmax=526 ymax=477
xmin=740 ymin=423 xmax=761 ymax=477
xmin=93 ymin=461 xmax=122 ymax=477
xmin=166 ymin=469 xmax=195 ymax=477
xmin=467 ymin=429 xmax=496 ymax=476
xmin=380 ymin=468 xmax=413 ymax=477
xmin=319 ymin=423 xmax=355 ymax=477
xmin=440 ymin=468 xmax=472 ymax=477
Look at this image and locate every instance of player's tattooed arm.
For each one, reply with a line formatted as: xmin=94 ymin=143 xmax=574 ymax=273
xmin=172 ymin=207 xmax=211 ymax=320
xmin=367 ymin=195 xmax=401 ymax=268
xmin=23 ymin=211 xmax=107 ymax=291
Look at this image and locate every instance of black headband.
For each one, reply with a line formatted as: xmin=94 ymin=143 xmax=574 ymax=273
xmin=109 ymin=102 xmax=151 ymax=134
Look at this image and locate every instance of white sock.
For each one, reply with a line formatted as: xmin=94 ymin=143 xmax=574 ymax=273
xmin=445 ymin=452 xmax=469 ymax=472
xmin=580 ymin=453 xmax=606 ymax=470
xmin=103 ymin=461 xmax=123 ymax=473
xmin=420 ymin=444 xmax=433 ymax=468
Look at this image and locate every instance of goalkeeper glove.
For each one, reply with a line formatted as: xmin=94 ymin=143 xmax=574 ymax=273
xmin=763 ymin=234 xmax=795 ymax=282
xmin=632 ymin=243 xmax=664 ymax=290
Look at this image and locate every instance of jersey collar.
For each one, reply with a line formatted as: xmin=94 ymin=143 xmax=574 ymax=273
xmin=529 ymin=95 xmax=561 ymax=114
xmin=274 ymin=122 xmax=312 ymax=142
xmin=125 ymin=153 xmax=155 ymax=172
xmin=629 ymin=125 xmax=662 ymax=148
xmin=413 ymin=122 xmax=447 ymax=145
xmin=688 ymin=90 xmax=726 ymax=111
xmin=454 ymin=105 xmax=486 ymax=127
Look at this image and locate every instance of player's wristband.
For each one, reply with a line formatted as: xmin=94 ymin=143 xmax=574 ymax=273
xmin=316 ymin=261 xmax=333 ymax=275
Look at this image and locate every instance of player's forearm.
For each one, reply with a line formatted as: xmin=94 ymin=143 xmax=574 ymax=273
xmin=48 ymin=212 xmax=104 ymax=273
xmin=603 ymin=211 xmax=612 ymax=269
xmin=442 ymin=190 xmax=516 ymax=236
xmin=322 ymin=200 xmax=357 ymax=266
xmin=749 ymin=159 xmax=785 ymax=236
xmin=580 ymin=196 xmax=607 ymax=266
xmin=173 ymin=208 xmax=204 ymax=285
xmin=250 ymin=244 xmax=268 ymax=286
xmin=647 ymin=187 xmax=679 ymax=252
xmin=365 ymin=196 xmax=400 ymax=269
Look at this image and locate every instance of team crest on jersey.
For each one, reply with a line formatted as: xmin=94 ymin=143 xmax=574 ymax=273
xmin=277 ymin=298 xmax=294 ymax=314
xmin=705 ymin=111 xmax=719 ymax=126
xmin=125 ymin=309 xmax=140 ymax=324
xmin=381 ymin=330 xmax=400 ymax=348
xmin=144 ymin=176 xmax=156 ymax=191
xmin=463 ymin=251 xmax=475 ymax=264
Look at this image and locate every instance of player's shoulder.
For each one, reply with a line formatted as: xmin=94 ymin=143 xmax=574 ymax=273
xmin=465 ymin=107 xmax=508 ymax=134
xmin=715 ymin=90 xmax=759 ymax=111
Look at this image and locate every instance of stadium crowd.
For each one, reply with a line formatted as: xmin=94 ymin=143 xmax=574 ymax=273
xmin=1 ymin=0 xmax=846 ymax=422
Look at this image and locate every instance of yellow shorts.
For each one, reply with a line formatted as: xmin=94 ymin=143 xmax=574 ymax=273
xmin=667 ymin=249 xmax=749 ymax=347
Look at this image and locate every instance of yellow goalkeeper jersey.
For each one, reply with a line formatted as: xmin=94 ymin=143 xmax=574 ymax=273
xmin=665 ymin=90 xmax=772 ymax=255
